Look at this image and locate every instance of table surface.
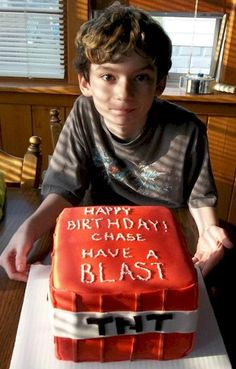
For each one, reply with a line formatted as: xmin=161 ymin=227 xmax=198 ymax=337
xmin=0 ymin=188 xmax=200 ymax=369
xmin=0 ymin=188 xmax=52 ymax=369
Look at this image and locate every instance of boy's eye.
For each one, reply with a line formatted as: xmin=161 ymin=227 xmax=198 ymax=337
xmin=136 ymin=74 xmax=150 ymax=82
xmin=101 ymin=74 xmax=114 ymax=81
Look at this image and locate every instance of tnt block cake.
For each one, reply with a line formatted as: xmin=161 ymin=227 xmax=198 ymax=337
xmin=49 ymin=205 xmax=198 ymax=362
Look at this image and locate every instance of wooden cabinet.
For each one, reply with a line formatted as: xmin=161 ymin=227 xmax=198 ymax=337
xmin=207 ymin=116 xmax=236 ymax=224
xmin=229 ymin=178 xmax=236 ymax=224
xmin=0 ymin=87 xmax=236 ymax=225
xmin=0 ymin=104 xmax=32 ymax=156
xmin=0 ymin=88 xmax=76 ymax=170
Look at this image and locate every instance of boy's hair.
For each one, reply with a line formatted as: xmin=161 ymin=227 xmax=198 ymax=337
xmin=74 ymin=5 xmax=172 ymax=83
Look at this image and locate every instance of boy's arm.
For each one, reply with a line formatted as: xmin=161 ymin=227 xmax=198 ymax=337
xmin=0 ymin=193 xmax=71 ymax=282
xmin=189 ymin=206 xmax=233 ymax=276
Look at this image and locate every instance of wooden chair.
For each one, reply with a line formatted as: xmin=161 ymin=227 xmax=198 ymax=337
xmin=49 ymin=108 xmax=63 ymax=150
xmin=0 ymin=136 xmax=42 ymax=189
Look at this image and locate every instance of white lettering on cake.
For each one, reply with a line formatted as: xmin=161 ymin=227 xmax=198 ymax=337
xmin=91 ymin=232 xmax=115 ymax=241
xmin=89 ymin=207 xmax=112 ymax=215
xmin=81 ymin=219 xmax=92 ymax=229
xmin=80 ymin=262 xmax=166 ymax=283
xmin=137 ymin=219 xmax=159 ymax=231
xmin=116 ymin=233 xmax=129 ymax=241
xmin=123 ymin=218 xmax=134 ymax=229
xmin=94 ymin=249 xmax=108 ymax=258
xmin=151 ymin=262 xmax=165 ymax=280
xmin=148 ymin=220 xmax=159 ymax=231
xmin=163 ymin=221 xmax=168 ymax=232
xmin=119 ymin=262 xmax=136 ymax=281
xmin=94 ymin=218 xmax=104 ymax=228
xmin=81 ymin=248 xmax=133 ymax=259
xmin=123 ymin=248 xmax=132 ymax=258
xmin=81 ymin=249 xmax=94 ymax=258
xmin=91 ymin=233 xmax=145 ymax=241
xmin=137 ymin=219 xmax=149 ymax=230
xmin=99 ymin=262 xmax=116 ymax=283
xmin=107 ymin=219 xmax=120 ymax=228
xmin=67 ymin=218 xmax=104 ymax=230
xmin=135 ymin=234 xmax=145 ymax=241
xmin=146 ymin=250 xmax=159 ymax=259
xmin=74 ymin=207 xmax=169 ymax=284
xmin=114 ymin=207 xmax=131 ymax=215
xmin=67 ymin=217 xmax=168 ymax=233
xmin=81 ymin=264 xmax=95 ymax=283
xmin=107 ymin=249 xmax=119 ymax=257
xmin=67 ymin=220 xmax=77 ymax=230
xmin=84 ymin=207 xmax=131 ymax=216
xmin=134 ymin=262 xmax=152 ymax=281
xmin=92 ymin=233 xmax=102 ymax=241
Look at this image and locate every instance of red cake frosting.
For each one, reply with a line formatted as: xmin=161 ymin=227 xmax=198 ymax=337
xmin=50 ymin=205 xmax=198 ymax=362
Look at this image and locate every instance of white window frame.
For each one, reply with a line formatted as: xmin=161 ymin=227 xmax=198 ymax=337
xmin=151 ymin=12 xmax=226 ymax=86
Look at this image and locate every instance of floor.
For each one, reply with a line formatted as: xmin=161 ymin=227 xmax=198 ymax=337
xmin=205 ymin=221 xmax=236 ymax=369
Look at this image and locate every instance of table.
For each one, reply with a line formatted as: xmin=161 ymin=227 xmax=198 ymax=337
xmin=0 ymin=188 xmax=230 ymax=369
xmin=0 ymin=188 xmax=52 ymax=369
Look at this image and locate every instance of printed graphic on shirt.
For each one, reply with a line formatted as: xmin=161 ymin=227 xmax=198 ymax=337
xmin=92 ymin=149 xmax=173 ymax=199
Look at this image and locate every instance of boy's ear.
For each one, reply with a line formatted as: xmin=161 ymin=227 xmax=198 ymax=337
xmin=156 ymin=76 xmax=167 ymax=96
xmin=78 ymin=74 xmax=92 ymax=97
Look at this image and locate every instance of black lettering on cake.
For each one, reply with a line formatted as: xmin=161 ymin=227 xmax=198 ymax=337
xmin=86 ymin=316 xmax=113 ymax=335
xmin=146 ymin=313 xmax=173 ymax=330
xmin=85 ymin=312 xmax=175 ymax=337
xmin=115 ymin=316 xmax=143 ymax=334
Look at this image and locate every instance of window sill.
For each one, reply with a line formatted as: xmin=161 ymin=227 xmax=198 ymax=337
xmin=163 ymin=86 xmax=236 ymax=104
xmin=0 ymin=81 xmax=81 ymax=96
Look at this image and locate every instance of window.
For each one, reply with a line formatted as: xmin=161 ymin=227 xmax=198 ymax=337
xmin=152 ymin=13 xmax=225 ymax=84
xmin=0 ymin=0 xmax=65 ymax=79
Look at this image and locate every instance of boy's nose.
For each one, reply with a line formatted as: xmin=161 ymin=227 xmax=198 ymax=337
xmin=116 ymin=79 xmax=135 ymax=99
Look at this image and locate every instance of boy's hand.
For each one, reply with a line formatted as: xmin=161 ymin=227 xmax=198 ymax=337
xmin=192 ymin=225 xmax=234 ymax=277
xmin=0 ymin=193 xmax=71 ymax=282
xmin=0 ymin=230 xmax=33 ymax=282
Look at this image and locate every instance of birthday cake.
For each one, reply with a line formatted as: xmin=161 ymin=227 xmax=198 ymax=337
xmin=49 ymin=205 xmax=198 ymax=362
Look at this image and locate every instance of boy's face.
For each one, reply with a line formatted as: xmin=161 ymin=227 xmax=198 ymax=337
xmin=79 ymin=50 xmax=163 ymax=141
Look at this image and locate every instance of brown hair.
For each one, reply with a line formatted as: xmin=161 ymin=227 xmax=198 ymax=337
xmin=74 ymin=5 xmax=172 ymax=83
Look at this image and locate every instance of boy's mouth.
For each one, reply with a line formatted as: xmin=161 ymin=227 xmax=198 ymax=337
xmin=110 ymin=107 xmax=135 ymax=114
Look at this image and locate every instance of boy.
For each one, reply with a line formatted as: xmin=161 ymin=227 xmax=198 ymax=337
xmin=0 ymin=5 xmax=233 ymax=281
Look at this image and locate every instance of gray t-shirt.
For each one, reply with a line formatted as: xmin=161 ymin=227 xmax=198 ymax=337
xmin=42 ymin=95 xmax=217 ymax=208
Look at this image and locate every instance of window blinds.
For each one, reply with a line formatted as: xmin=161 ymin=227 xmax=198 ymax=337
xmin=0 ymin=0 xmax=65 ymax=79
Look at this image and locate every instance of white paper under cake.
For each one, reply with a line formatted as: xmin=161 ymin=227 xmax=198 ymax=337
xmin=9 ymin=265 xmax=232 ymax=369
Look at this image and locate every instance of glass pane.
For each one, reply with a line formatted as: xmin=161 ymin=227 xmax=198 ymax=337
xmin=153 ymin=16 xmax=219 ymax=76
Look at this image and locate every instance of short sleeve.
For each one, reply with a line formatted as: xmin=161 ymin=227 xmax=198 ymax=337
xmin=186 ymin=121 xmax=217 ymax=208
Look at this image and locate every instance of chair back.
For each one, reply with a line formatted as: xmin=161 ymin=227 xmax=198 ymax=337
xmin=49 ymin=108 xmax=63 ymax=150
xmin=0 ymin=136 xmax=42 ymax=189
